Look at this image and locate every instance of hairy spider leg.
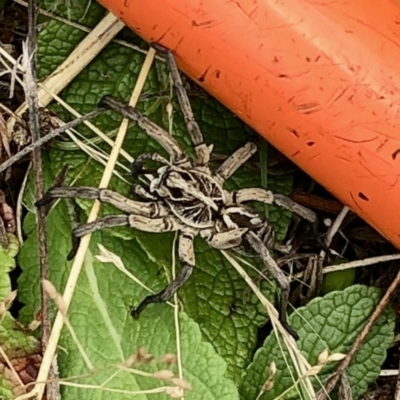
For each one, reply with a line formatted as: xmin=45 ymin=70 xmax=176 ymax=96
xmin=68 ymin=215 xmax=130 ymax=260
xmin=68 ymin=210 xmax=196 ymax=317
xmin=132 ymin=184 xmax=158 ymax=201
xmin=245 ymin=231 xmax=299 ymax=340
xmin=233 ymin=187 xmax=274 ymax=205
xmin=232 ymin=187 xmax=323 ymax=253
xmin=234 ymin=189 xmax=329 ymax=253
xmin=68 ymin=214 xmax=183 ymax=260
xmin=232 ymin=188 xmax=316 ymax=223
xmin=131 ymin=231 xmax=195 ymax=318
xmin=131 ymin=152 xmax=170 ymax=175
xmin=155 ymin=44 xmax=211 ymax=167
xmin=36 ymin=187 xmax=173 ymax=260
xmin=72 ymin=214 xmax=183 ymax=236
xmin=101 ymin=96 xmax=187 ymax=165
xmin=36 ymin=187 xmax=166 ymax=218
xmin=215 ymin=142 xmax=258 ymax=183
xmin=206 ymin=228 xmax=249 ymax=249
xmin=273 ymin=193 xmax=330 ymax=253
xmin=273 ymin=193 xmax=317 ymax=224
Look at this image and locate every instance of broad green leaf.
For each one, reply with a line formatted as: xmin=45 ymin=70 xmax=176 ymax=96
xmin=19 ymin=182 xmax=238 ymax=399
xmin=18 ymin=3 xmax=298 ymax=387
xmin=240 ymin=285 xmax=395 ymax=400
xmin=17 ymin=2 xmax=306 ymax=397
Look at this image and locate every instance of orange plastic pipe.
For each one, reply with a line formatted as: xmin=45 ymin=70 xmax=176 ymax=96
xmin=99 ymin=0 xmax=400 ymax=248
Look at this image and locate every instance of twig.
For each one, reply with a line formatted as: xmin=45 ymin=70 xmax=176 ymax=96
xmin=322 ymin=253 xmax=400 ymax=274
xmin=318 ymin=269 xmax=400 ymax=400
xmin=291 ymin=253 xmax=400 ymax=280
xmin=324 ymin=206 xmax=350 ymax=249
xmin=7 ymin=12 xmax=124 ymax=130
xmin=18 ymin=48 xmax=157 ymax=400
xmin=0 ymin=109 xmax=105 ymax=173
xmin=312 ymin=206 xmax=350 ymax=298
xmin=25 ymin=0 xmax=59 ymax=398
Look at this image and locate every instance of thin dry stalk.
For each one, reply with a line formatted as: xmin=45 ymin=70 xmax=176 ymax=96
xmin=13 ymin=0 xmax=161 ymax=57
xmin=0 ymin=109 xmax=106 ymax=173
xmin=13 ymin=48 xmax=157 ymax=400
xmin=6 ymin=12 xmax=124 ymax=132
xmin=171 ymin=233 xmax=184 ymax=395
xmin=24 ymin=0 xmax=59 ymax=398
xmin=0 ymin=345 xmax=26 ymax=390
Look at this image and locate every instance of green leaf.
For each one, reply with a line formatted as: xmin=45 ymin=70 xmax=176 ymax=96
xmin=19 ymin=185 xmax=238 ymax=399
xmin=240 ymin=285 xmax=395 ymax=399
xmin=321 ymin=268 xmax=355 ymax=294
xmin=19 ymin=7 xmax=298 ymax=386
xmin=19 ymin=1 xmax=299 ymax=394
xmin=0 ymin=234 xmax=19 ymax=301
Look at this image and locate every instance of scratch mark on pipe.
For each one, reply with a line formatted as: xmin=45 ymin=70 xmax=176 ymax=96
xmin=333 ymin=136 xmax=378 ymax=144
xmin=392 ymin=149 xmax=400 ymax=160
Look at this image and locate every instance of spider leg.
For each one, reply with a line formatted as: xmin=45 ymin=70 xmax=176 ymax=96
xmin=215 ymin=142 xmax=257 ymax=183
xmin=101 ymin=96 xmax=187 ymax=165
xmin=232 ymin=187 xmax=274 ymax=205
xmin=36 ymin=187 xmax=167 ymax=217
xmin=245 ymin=231 xmax=299 ymax=340
xmin=131 ymin=152 xmax=169 ymax=176
xmin=132 ymin=184 xmax=158 ymax=201
xmin=232 ymin=187 xmax=317 ymax=223
xmin=272 ymin=193 xmax=333 ymax=253
xmin=73 ymin=214 xmax=182 ymax=238
xmin=131 ymin=231 xmax=195 ymax=317
xmin=68 ymin=215 xmax=130 ymax=260
xmin=273 ymin=193 xmax=317 ymax=224
xmin=206 ymin=228 xmax=248 ymax=249
xmin=68 ymin=214 xmax=182 ymax=260
xmin=233 ymin=188 xmax=329 ymax=252
xmin=153 ymin=44 xmax=210 ymax=167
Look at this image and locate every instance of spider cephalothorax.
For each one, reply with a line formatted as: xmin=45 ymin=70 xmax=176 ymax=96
xmin=145 ymin=164 xmax=225 ymax=229
xmin=37 ymin=45 xmax=317 ymax=339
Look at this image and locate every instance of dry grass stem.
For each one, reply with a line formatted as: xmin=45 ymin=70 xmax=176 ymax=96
xmin=13 ymin=47 xmax=157 ymax=400
xmin=7 ymin=12 xmax=124 ymax=132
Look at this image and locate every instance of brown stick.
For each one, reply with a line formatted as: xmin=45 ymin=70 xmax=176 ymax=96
xmin=25 ymin=1 xmax=60 ymax=398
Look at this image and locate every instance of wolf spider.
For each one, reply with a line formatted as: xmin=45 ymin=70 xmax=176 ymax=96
xmin=37 ymin=45 xmax=317 ymax=339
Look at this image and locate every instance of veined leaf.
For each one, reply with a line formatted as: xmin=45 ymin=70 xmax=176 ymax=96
xmin=240 ymin=285 xmax=395 ymax=400
xmin=18 ymin=1 xmax=294 ymax=394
